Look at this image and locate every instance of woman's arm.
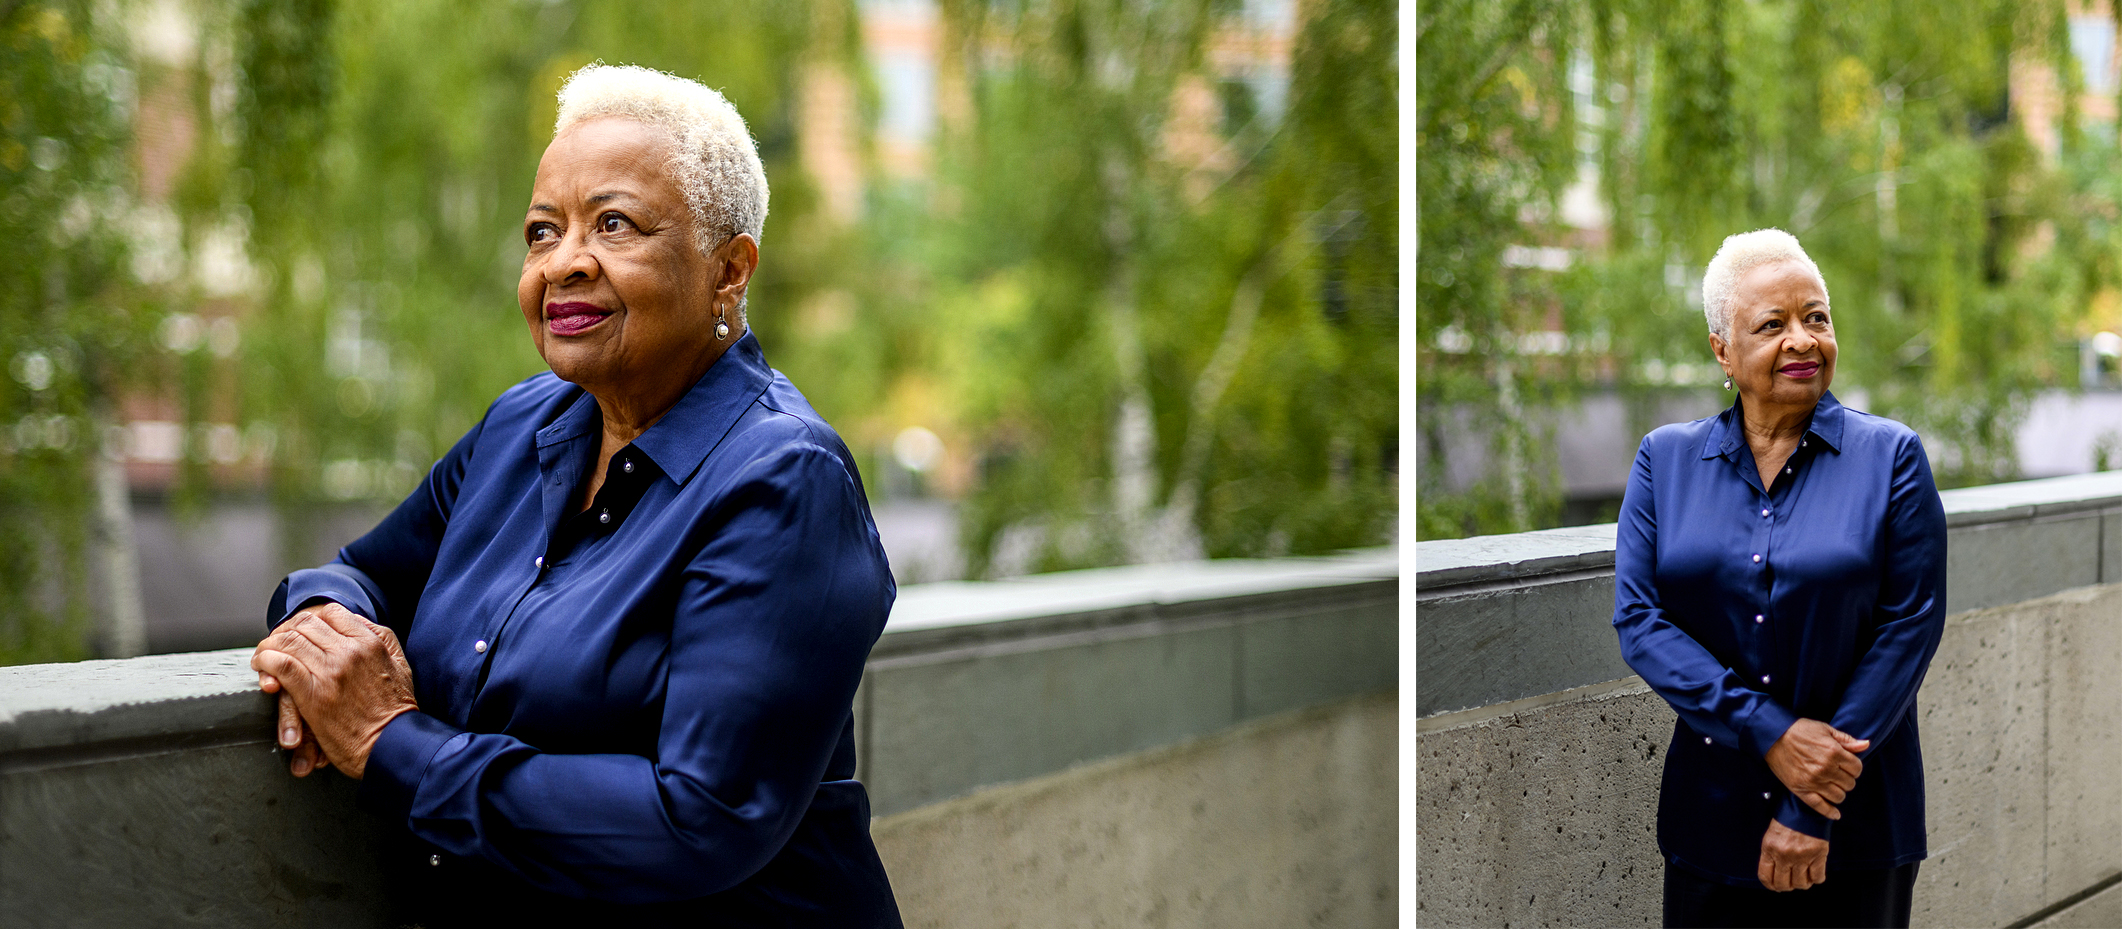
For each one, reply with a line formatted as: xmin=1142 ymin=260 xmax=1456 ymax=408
xmin=1612 ymin=439 xmax=1801 ymax=757
xmin=356 ymin=442 xmax=893 ymax=903
xmin=1769 ymin=432 xmax=1948 ymax=836
xmin=265 ymin=415 xmax=486 ymax=635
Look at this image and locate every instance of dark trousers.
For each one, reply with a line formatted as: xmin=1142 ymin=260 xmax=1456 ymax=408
xmin=1663 ymin=861 xmax=1919 ymax=929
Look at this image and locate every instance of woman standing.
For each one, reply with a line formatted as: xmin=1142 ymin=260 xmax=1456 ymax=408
xmin=1612 ymin=229 xmax=1948 ymax=928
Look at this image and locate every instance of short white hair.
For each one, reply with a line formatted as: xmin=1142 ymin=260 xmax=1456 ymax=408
xmin=554 ymin=63 xmax=769 ymax=251
xmin=1701 ymin=228 xmax=1827 ymax=339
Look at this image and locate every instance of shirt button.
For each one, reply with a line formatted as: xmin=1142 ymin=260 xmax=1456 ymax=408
xmin=623 ymin=459 xmax=634 ymax=474
xmin=429 ymin=854 xmax=441 ymax=867
xmin=1704 ymin=737 xmax=1712 ymax=745
xmin=474 ymin=639 xmax=488 ymax=654
xmin=1763 ymin=792 xmax=1772 ymax=800
xmin=599 ymin=508 xmax=611 ymax=525
xmin=1761 ymin=508 xmax=1770 ymax=517
xmin=1752 ymin=554 xmax=1762 ymax=563
xmin=535 ymin=555 xmax=545 ymax=568
xmin=1755 ymin=614 xmax=1765 ymax=623
xmin=1761 ymin=674 xmax=1771 ymax=684
xmin=1784 ymin=466 xmax=1793 ymax=474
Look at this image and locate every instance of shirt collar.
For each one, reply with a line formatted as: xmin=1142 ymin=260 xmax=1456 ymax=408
xmin=534 ymin=331 xmax=776 ymax=487
xmin=1700 ymin=389 xmax=1846 ymax=460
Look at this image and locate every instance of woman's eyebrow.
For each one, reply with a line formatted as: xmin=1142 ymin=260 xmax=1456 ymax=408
xmin=527 ymin=191 xmax=639 ymax=214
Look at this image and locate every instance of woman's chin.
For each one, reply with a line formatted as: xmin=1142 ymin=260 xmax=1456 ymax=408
xmin=540 ymin=345 xmax=617 ymax=387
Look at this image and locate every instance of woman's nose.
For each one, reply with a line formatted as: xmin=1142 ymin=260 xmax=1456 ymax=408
xmin=546 ymin=232 xmax=600 ymax=283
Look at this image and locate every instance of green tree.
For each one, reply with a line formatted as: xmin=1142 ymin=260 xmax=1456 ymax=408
xmin=0 ymin=0 xmax=154 ymax=663
xmin=1418 ymin=0 xmax=2112 ymax=539
xmin=912 ymin=0 xmax=1399 ymax=575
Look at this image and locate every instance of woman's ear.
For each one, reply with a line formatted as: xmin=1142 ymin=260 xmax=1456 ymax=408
xmin=1708 ymin=332 xmax=1730 ymax=370
xmin=715 ymin=234 xmax=759 ymax=301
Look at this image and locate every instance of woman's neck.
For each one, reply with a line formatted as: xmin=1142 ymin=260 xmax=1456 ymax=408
xmin=1740 ymin=396 xmax=1813 ymax=489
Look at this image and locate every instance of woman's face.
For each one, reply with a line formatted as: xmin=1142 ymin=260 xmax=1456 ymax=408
xmin=517 ymin=117 xmax=730 ymax=397
xmin=1712 ymin=260 xmax=1836 ymax=414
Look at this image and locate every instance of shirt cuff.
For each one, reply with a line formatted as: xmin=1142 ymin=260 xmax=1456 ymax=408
xmin=271 ymin=566 xmax=381 ymax=629
xmin=1737 ymin=697 xmax=1799 ymax=760
xmin=358 ymin=710 xmax=461 ymax=825
xmin=1775 ymin=793 xmax=1834 ymax=842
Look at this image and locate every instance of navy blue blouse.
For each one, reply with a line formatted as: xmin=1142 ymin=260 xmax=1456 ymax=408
xmin=268 ymin=333 xmax=903 ymax=925
xmin=1611 ymin=391 xmax=1947 ymax=885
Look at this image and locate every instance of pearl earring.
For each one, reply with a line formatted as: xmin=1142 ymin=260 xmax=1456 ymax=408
xmin=715 ymin=306 xmax=730 ymax=341
xmin=1723 ymin=374 xmax=1733 ymax=390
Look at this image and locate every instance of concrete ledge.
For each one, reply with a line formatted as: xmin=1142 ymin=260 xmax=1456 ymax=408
xmin=0 ymin=551 xmax=1400 ymax=922
xmin=859 ymin=549 xmax=1398 ymax=815
xmin=0 ymin=649 xmax=269 ymax=759
xmin=1415 ymin=472 xmax=2122 ymax=716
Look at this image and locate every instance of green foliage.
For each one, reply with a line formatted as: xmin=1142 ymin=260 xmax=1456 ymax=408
xmin=906 ymin=0 xmax=1399 ymax=573
xmin=1419 ymin=0 xmax=2122 ymax=538
xmin=0 ymin=0 xmax=1397 ymax=661
xmin=0 ymin=0 xmax=150 ymax=662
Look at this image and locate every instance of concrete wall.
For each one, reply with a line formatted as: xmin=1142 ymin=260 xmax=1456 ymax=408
xmin=1414 ymin=472 xmax=2122 ymax=928
xmin=0 ymin=550 xmax=1397 ymax=925
xmin=1417 ymin=472 xmax=2122 ymax=718
xmin=875 ymin=692 xmax=1397 ymax=929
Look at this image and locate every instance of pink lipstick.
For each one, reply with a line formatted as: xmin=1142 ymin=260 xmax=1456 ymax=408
xmin=1780 ymin=361 xmax=1821 ymax=379
xmin=546 ymin=302 xmax=612 ymax=336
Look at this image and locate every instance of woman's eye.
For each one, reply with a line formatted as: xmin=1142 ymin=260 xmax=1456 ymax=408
xmin=599 ymin=213 xmax=631 ymax=234
xmin=526 ymin=223 xmax=557 ymax=245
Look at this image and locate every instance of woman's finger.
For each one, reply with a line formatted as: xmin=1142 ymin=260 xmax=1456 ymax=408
xmin=251 ymin=648 xmax=315 ymax=696
xmin=309 ymin=605 xmax=376 ymax=640
xmin=1797 ymin=790 xmax=1840 ymax=820
xmin=278 ymin=693 xmax=304 ymax=749
xmin=365 ymin=620 xmax=409 ymax=662
xmin=287 ymin=613 xmax=356 ymax=654
xmin=1807 ymin=851 xmax=1827 ymax=887
xmin=262 ymin=624 xmax=332 ymax=666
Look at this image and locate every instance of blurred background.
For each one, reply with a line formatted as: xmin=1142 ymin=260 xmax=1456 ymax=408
xmin=0 ymin=0 xmax=1398 ymax=664
xmin=1419 ymin=1 xmax=2122 ymax=538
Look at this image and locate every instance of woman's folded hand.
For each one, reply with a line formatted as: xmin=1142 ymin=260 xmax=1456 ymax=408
xmin=1766 ymin=718 xmax=1870 ymax=819
xmin=251 ymin=603 xmax=418 ymax=780
xmin=1757 ymin=819 xmax=1829 ymax=891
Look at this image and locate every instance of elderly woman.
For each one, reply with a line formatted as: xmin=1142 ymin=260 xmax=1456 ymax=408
xmin=249 ymin=65 xmax=902 ymax=926
xmin=1612 ymin=229 xmax=1947 ymax=929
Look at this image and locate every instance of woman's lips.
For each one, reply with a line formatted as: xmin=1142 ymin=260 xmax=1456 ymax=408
xmin=546 ymin=302 xmax=612 ymax=336
xmin=1780 ymin=361 xmax=1821 ymax=379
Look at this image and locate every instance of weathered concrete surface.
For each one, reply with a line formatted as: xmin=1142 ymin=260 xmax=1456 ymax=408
xmin=2029 ymin=878 xmax=2122 ymax=928
xmin=1415 ymin=583 xmax=2122 ymax=929
xmin=0 ymin=649 xmax=390 ymax=926
xmin=0 ymin=741 xmax=389 ymax=927
xmin=1414 ymin=571 xmax=1624 ymax=717
xmin=1415 ymin=679 xmax=1669 ymax=927
xmin=1415 ymin=472 xmax=2122 ymax=719
xmin=874 ymin=692 xmax=1396 ymax=929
